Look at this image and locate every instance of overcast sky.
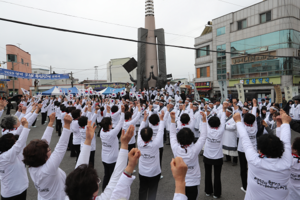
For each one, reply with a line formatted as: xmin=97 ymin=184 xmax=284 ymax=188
xmin=0 ymin=0 xmax=261 ymax=82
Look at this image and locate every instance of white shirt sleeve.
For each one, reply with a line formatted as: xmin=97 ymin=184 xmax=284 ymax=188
xmin=41 ymin=126 xmax=54 ymax=145
xmin=43 ymin=128 xmax=72 ymax=175
xmin=110 ymin=173 xmax=135 ymax=200
xmin=5 ymin=128 xmax=30 ymax=163
xmin=75 ymin=144 xmax=91 ymax=168
xmin=152 ymin=121 xmax=165 ymax=147
xmin=27 ymin=113 xmax=39 ymax=128
xmin=173 ymin=193 xmax=188 ymax=200
xmin=194 ymin=121 xmax=207 ymax=154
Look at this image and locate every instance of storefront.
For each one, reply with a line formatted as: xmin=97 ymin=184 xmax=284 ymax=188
xmin=195 ymin=82 xmax=212 ymax=98
xmin=229 ymin=76 xmax=280 ymax=102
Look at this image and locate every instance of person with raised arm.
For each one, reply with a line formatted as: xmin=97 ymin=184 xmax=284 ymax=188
xmin=169 ymin=110 xmax=207 ymax=200
xmin=100 ymin=105 xmax=125 ymax=191
xmin=171 ymin=157 xmax=188 ymax=200
xmin=233 ymin=109 xmax=292 ymax=200
xmin=23 ymin=113 xmax=72 ymax=200
xmin=0 ymin=118 xmax=30 ymax=200
xmin=203 ymin=101 xmax=227 ymax=199
xmin=237 ymin=99 xmax=258 ymax=193
xmin=65 ymin=123 xmax=141 ymax=200
xmin=137 ymin=110 xmax=165 ymax=200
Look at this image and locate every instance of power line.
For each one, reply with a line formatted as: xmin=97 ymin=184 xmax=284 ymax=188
xmin=0 ymin=0 xmax=197 ymax=39
xmin=0 ymin=17 xmax=297 ymax=59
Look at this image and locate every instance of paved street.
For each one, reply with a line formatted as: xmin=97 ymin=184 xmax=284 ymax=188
xmin=0 ymin=110 xmax=299 ymax=200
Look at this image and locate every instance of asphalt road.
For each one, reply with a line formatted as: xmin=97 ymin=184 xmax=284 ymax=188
xmin=0 ymin=110 xmax=299 ymax=200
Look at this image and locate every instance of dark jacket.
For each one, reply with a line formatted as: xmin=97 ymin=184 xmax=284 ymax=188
xmin=256 ymin=116 xmax=264 ymax=138
xmin=290 ymin=120 xmax=300 ymax=133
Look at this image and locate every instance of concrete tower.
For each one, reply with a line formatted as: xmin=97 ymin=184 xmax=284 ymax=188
xmin=145 ymin=0 xmax=158 ymax=88
xmin=136 ymin=0 xmax=167 ymax=90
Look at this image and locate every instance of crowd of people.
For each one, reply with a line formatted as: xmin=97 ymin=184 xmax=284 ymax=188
xmin=0 ymin=85 xmax=299 ymax=200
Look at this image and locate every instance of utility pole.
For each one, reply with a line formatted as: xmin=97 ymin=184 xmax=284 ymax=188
xmin=70 ymin=71 xmax=73 ymax=87
xmin=12 ymin=61 xmax=15 ymax=95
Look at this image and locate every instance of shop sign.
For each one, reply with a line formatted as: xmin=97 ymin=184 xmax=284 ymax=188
xmin=229 ymin=77 xmax=281 ymax=87
xmin=195 ymin=82 xmax=210 ymax=88
xmin=85 ymin=83 xmax=126 ymax=91
xmin=232 ymin=51 xmax=277 ymax=65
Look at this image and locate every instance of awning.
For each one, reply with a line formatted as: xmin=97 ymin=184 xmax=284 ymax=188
xmin=197 ymin=88 xmax=212 ymax=92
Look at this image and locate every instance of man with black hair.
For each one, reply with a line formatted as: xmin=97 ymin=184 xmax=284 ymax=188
xmin=177 ymin=103 xmax=194 ymax=132
xmin=237 ymin=99 xmax=258 ymax=193
xmin=175 ymin=91 xmax=182 ymax=103
xmin=165 ymin=82 xmax=174 ymax=97
xmin=123 ymin=104 xmax=141 ymax=152
xmin=169 ymin=111 xmax=207 ymax=200
xmin=203 ymin=101 xmax=227 ymax=198
xmin=174 ymin=81 xmax=182 ymax=94
xmin=213 ymin=100 xmax=223 ymax=115
xmin=263 ymin=105 xmax=279 ymax=134
xmin=265 ymin=98 xmax=271 ymax=115
xmin=233 ymin=109 xmax=292 ymax=200
xmin=222 ymin=107 xmax=238 ymax=166
xmin=71 ymin=109 xmax=83 ymax=161
xmin=137 ymin=110 xmax=165 ymax=200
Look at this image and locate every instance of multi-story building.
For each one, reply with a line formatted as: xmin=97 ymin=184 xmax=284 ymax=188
xmin=107 ymin=57 xmax=137 ymax=83
xmin=6 ymin=45 xmax=32 ymax=96
xmin=194 ymin=0 xmax=300 ymax=101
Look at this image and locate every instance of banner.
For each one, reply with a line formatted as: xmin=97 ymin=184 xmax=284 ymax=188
xmin=235 ymin=83 xmax=245 ymax=103
xmin=218 ymin=81 xmax=228 ymax=103
xmin=284 ymin=86 xmax=293 ymax=102
xmin=274 ymin=85 xmax=282 ymax=103
xmin=0 ymin=68 xmax=69 ymax=79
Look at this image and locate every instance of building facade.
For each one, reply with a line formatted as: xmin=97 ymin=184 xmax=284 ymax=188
xmin=194 ymin=0 xmax=300 ymax=101
xmin=6 ymin=45 xmax=32 ymax=96
xmin=107 ymin=57 xmax=137 ymax=83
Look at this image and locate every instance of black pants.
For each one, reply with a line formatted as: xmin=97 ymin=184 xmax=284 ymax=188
xmin=186 ymin=185 xmax=198 ymax=200
xmin=89 ymin=150 xmax=95 ymax=168
xmin=139 ymin=173 xmax=161 ymax=200
xmin=57 ymin=119 xmax=62 ymax=136
xmin=55 ymin=117 xmax=58 ymax=131
xmin=128 ymin=143 xmax=135 ymax=152
xmin=159 ymin=147 xmax=163 ymax=169
xmin=204 ymin=163 xmax=222 ymax=197
xmin=73 ymin=144 xmax=80 ymax=161
xmin=32 ymin=119 xmax=37 ymax=127
xmin=1 ymin=189 xmax=27 ymax=200
xmin=41 ymin=112 xmax=47 ymax=125
xmin=102 ymin=162 xmax=116 ymax=191
xmin=69 ymin=133 xmax=76 ymax=157
xmin=225 ymin=155 xmax=238 ymax=163
xmin=238 ymin=151 xmax=248 ymax=190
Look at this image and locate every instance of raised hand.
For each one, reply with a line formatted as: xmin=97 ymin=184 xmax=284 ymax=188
xmin=159 ymin=110 xmax=165 ymax=121
xmin=252 ymin=98 xmax=257 ymax=107
xmin=200 ymin=112 xmax=206 ymax=122
xmin=121 ymin=125 xmax=135 ymax=149
xmin=170 ymin=112 xmax=176 ymax=123
xmin=84 ymin=120 xmax=96 ymax=145
xmin=233 ymin=112 xmax=242 ymax=123
xmin=281 ymin=109 xmax=292 ymax=124
xmin=21 ymin=117 xmax=28 ymax=128
xmin=63 ymin=114 xmax=72 ymax=129
xmin=125 ymin=148 xmax=141 ymax=174
xmin=171 ymin=157 xmax=188 ymax=195
xmin=48 ymin=113 xmax=56 ymax=127
xmin=143 ymin=111 xmax=149 ymax=121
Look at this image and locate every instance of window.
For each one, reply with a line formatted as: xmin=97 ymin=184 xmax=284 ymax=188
xmin=238 ymin=19 xmax=247 ymax=30
xmin=217 ymin=27 xmax=225 ymax=36
xmin=196 ymin=67 xmax=210 ymax=78
xmin=7 ymin=54 xmax=17 ymax=62
xmin=217 ymin=44 xmax=226 ymax=80
xmin=196 ymin=45 xmax=210 ymax=58
xmin=21 ymin=58 xmax=24 ymax=64
xmin=260 ymin=11 xmax=271 ymax=23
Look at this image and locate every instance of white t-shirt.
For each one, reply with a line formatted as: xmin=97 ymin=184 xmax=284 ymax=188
xmin=101 ymin=113 xmax=124 ymax=164
xmin=203 ymin=112 xmax=226 ymax=160
xmin=237 ymin=123 xmax=291 ymax=200
xmin=71 ymin=120 xmax=81 ymax=145
xmin=222 ymin=116 xmax=237 ymax=149
xmin=29 ymin=127 xmax=71 ymax=200
xmin=138 ymin=120 xmax=165 ymax=177
xmin=170 ymin=121 xmax=207 ymax=187
xmin=122 ymin=111 xmax=141 ymax=145
xmin=0 ymin=128 xmax=30 ymax=198
xmin=288 ymin=155 xmax=300 ymax=200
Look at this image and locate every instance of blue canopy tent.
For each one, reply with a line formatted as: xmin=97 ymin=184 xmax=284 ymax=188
xmin=60 ymin=87 xmax=79 ymax=94
xmin=41 ymin=86 xmax=62 ymax=95
xmin=102 ymin=87 xmax=125 ymax=95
